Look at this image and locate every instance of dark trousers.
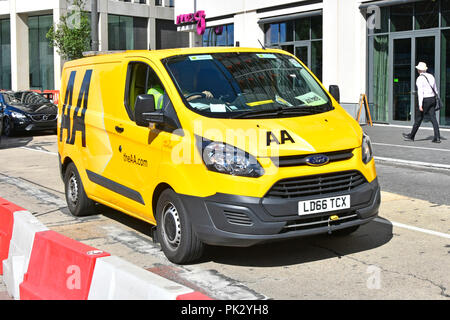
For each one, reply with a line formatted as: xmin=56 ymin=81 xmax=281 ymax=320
xmin=410 ymin=97 xmax=441 ymax=140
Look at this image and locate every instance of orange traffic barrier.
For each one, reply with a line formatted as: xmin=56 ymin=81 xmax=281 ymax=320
xmin=43 ymin=90 xmax=60 ymax=105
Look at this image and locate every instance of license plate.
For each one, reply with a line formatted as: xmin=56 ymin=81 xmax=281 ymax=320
xmin=298 ymin=195 xmax=351 ymax=216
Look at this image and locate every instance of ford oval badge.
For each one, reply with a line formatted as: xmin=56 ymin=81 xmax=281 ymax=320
xmin=305 ymin=154 xmax=330 ymax=166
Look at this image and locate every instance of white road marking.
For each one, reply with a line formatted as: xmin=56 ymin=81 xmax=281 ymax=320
xmin=374 ymin=156 xmax=450 ymax=170
xmin=372 ymin=123 xmax=450 ymax=132
xmin=374 ymin=218 xmax=450 ymax=239
xmin=372 ymin=142 xmax=450 ymax=153
xmin=20 ymin=147 xmax=57 ymax=156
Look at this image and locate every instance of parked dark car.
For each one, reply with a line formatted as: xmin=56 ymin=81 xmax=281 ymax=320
xmin=0 ymin=91 xmax=58 ymax=136
xmin=0 ymin=101 xmax=3 ymax=143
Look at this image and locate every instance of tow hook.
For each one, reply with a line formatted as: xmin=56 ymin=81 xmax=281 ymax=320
xmin=327 ymin=215 xmax=340 ymax=234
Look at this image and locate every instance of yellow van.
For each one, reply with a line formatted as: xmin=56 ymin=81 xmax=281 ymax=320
xmin=57 ymin=47 xmax=380 ymax=264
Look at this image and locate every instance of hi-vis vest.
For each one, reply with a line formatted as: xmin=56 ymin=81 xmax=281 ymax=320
xmin=147 ymin=85 xmax=164 ymax=110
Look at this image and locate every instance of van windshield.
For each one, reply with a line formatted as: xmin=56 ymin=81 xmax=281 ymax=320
xmin=163 ymin=52 xmax=333 ymax=119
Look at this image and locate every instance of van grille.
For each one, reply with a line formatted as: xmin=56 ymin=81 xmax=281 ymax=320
xmin=224 ymin=210 xmax=254 ymax=226
xmin=266 ymin=171 xmax=367 ymax=199
xmin=281 ymin=212 xmax=358 ymax=233
xmin=272 ymin=149 xmax=354 ymax=167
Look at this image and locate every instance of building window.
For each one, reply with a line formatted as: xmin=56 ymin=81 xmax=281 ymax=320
xmin=108 ymin=15 xmax=148 ymax=50
xmin=29 ymin=15 xmax=54 ymax=90
xmin=202 ymin=24 xmax=234 ymax=47
xmin=156 ymin=19 xmax=189 ymax=49
xmin=265 ymin=15 xmax=323 ymax=81
xmin=0 ymin=19 xmax=11 ymax=90
xmin=367 ymin=0 xmax=450 ymax=126
xmin=155 ymin=0 xmax=174 ymax=6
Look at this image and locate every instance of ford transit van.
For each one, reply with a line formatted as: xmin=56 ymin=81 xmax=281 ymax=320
xmin=57 ymin=48 xmax=380 ymax=264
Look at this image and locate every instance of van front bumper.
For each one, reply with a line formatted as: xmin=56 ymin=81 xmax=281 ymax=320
xmin=179 ymin=178 xmax=380 ymax=247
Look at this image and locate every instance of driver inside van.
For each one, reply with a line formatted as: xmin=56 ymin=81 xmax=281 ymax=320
xmin=170 ymin=64 xmax=214 ymax=102
xmin=147 ymin=73 xmax=165 ymax=110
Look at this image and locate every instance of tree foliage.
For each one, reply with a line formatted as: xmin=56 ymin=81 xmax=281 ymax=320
xmin=46 ymin=0 xmax=91 ymax=61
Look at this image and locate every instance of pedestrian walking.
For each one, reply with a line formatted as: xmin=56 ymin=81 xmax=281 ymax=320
xmin=403 ymin=62 xmax=441 ymax=143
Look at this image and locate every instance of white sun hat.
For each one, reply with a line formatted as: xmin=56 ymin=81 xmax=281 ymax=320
xmin=416 ymin=62 xmax=428 ymax=71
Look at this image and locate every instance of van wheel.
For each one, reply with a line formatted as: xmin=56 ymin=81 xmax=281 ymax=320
xmin=64 ymin=162 xmax=97 ymax=217
xmin=156 ymin=189 xmax=204 ymax=264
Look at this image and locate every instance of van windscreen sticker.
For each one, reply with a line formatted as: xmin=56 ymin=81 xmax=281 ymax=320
xmin=189 ymin=55 xmax=213 ymax=61
xmin=210 ymin=104 xmax=227 ymax=112
xmin=256 ymin=53 xmax=277 ymax=59
xmin=289 ymin=58 xmax=302 ymax=68
xmin=295 ymin=92 xmax=327 ymax=107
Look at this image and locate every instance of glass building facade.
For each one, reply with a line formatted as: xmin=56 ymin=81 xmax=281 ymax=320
xmin=29 ymin=15 xmax=54 ymax=90
xmin=368 ymin=0 xmax=450 ymax=127
xmin=108 ymin=15 xmax=148 ymax=50
xmin=0 ymin=19 xmax=11 ymax=90
xmin=202 ymin=24 xmax=234 ymax=47
xmin=264 ymin=15 xmax=323 ymax=81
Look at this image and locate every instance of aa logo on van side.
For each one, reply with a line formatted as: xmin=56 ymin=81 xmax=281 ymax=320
xmin=59 ymin=69 xmax=93 ymax=147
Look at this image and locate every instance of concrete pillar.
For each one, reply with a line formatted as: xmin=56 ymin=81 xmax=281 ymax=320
xmin=322 ymin=0 xmax=367 ymax=106
xmin=322 ymin=0 xmax=339 ymax=91
xmin=10 ymin=0 xmax=29 ymax=91
xmin=53 ymin=7 xmax=64 ymax=90
xmin=234 ymin=10 xmax=262 ymax=48
xmin=189 ymin=32 xmax=202 ymax=47
xmin=98 ymin=0 xmax=108 ymax=50
xmin=148 ymin=17 xmax=156 ymax=50
xmin=98 ymin=12 xmax=108 ymax=51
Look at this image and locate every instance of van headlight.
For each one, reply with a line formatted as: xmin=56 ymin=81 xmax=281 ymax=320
xmin=362 ymin=134 xmax=373 ymax=164
xmin=199 ymin=139 xmax=264 ymax=178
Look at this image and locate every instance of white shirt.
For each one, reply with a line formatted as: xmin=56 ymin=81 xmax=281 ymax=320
xmin=416 ymin=72 xmax=438 ymax=108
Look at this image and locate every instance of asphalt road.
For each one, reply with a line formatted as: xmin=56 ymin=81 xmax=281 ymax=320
xmin=363 ymin=124 xmax=450 ymax=206
xmin=0 ymin=128 xmax=449 ymax=300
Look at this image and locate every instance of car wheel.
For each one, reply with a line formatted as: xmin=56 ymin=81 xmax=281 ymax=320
xmin=330 ymin=225 xmax=360 ymax=236
xmin=156 ymin=189 xmax=204 ymax=264
xmin=3 ymin=117 xmax=14 ymax=137
xmin=64 ymin=162 xmax=97 ymax=217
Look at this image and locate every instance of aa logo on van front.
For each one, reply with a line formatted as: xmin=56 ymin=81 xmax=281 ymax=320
xmin=60 ymin=69 xmax=93 ymax=147
xmin=266 ymin=130 xmax=295 ymax=146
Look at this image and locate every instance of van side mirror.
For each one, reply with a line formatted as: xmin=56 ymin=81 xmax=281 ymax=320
xmin=134 ymin=94 xmax=165 ymax=127
xmin=329 ymin=85 xmax=340 ymax=103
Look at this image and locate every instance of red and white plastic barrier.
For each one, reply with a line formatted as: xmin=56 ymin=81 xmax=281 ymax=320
xmin=0 ymin=197 xmax=212 ymax=300
xmin=88 ymin=256 xmax=198 ymax=300
xmin=0 ymin=198 xmax=24 ymax=274
xmin=3 ymin=210 xmax=48 ymax=299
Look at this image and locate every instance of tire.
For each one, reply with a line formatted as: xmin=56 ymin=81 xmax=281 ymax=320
xmin=3 ymin=117 xmax=14 ymax=137
xmin=156 ymin=189 xmax=204 ymax=264
xmin=64 ymin=162 xmax=97 ymax=217
xmin=330 ymin=225 xmax=360 ymax=236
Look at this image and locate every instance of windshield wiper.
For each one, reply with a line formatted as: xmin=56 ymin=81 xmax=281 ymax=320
xmin=231 ymin=107 xmax=284 ymax=119
xmin=231 ymin=104 xmax=331 ymax=119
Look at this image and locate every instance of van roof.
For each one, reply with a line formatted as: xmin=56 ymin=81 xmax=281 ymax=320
xmin=64 ymin=47 xmax=288 ymax=68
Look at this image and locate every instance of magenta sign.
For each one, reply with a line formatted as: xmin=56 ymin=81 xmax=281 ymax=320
xmin=176 ymin=10 xmax=206 ymax=35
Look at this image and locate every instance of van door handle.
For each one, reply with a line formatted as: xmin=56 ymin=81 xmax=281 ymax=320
xmin=115 ymin=126 xmax=124 ymax=133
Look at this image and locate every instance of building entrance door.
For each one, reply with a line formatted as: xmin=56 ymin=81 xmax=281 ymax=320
xmin=389 ymin=32 xmax=440 ymax=125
